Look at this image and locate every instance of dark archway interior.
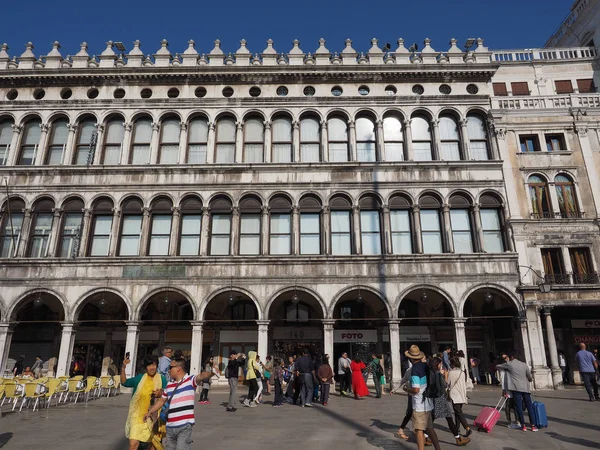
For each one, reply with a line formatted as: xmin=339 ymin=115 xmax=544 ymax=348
xmin=141 ymin=290 xmax=194 ymax=323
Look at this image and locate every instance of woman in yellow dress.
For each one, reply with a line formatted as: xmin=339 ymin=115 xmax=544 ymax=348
xmin=121 ymin=355 xmax=168 ymax=450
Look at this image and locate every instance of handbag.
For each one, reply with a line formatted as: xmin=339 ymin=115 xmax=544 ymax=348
xmin=160 ymin=378 xmax=185 ymax=423
xmin=263 ymin=370 xmax=271 ymax=379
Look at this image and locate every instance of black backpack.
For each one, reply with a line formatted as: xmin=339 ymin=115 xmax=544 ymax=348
xmin=423 ymin=367 xmax=445 ymax=399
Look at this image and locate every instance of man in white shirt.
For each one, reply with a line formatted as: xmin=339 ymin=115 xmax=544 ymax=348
xmin=338 ymin=352 xmax=352 ymax=396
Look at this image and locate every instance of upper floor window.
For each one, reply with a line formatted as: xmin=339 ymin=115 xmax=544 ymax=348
xmin=328 ymin=117 xmax=349 ymax=162
xmin=479 ymin=194 xmax=505 ymax=253
xmin=286 ymin=302 xmax=310 ymax=323
xmin=159 ymin=118 xmax=180 ymax=164
xmin=492 ymin=83 xmax=508 ymax=96
xmin=272 ymin=117 xmax=292 ymax=163
xmin=89 ymin=198 xmax=113 ymax=256
xmin=118 ymin=198 xmax=143 ymax=256
xmin=300 ymin=116 xmax=320 ymax=162
xmin=389 ymin=195 xmax=412 ymax=254
xmin=0 ymin=118 xmax=14 ymax=166
xmin=299 ymin=195 xmax=321 ymax=255
xmin=0 ymin=198 xmax=25 ymax=257
xmin=148 ymin=197 xmax=173 ymax=256
xmin=511 ymin=82 xmax=530 ymax=96
xmin=439 ymin=115 xmax=461 ymax=161
xmin=467 ymin=114 xmax=489 ymax=160
xmin=419 ymin=195 xmax=443 ymax=254
xmin=528 ymin=175 xmax=552 ymax=218
xmin=359 ymin=195 xmax=382 ymax=255
xmin=243 ymin=117 xmax=264 ymax=163
xmin=356 ymin=117 xmax=376 ymax=162
xmin=570 ymin=248 xmax=596 ymax=284
xmin=74 ymin=118 xmax=96 ymax=165
xmin=555 ymin=80 xmax=573 ymax=94
xmin=449 ymin=195 xmax=473 ymax=253
xmin=541 ymin=248 xmax=567 ymax=284
xmin=179 ymin=196 xmax=202 ymax=256
xmin=130 ymin=118 xmax=152 ymax=164
xmin=383 ymin=115 xmax=404 ymax=161
xmin=187 ymin=117 xmax=208 ymax=164
xmin=411 ymin=116 xmax=432 ymax=161
xmin=239 ymin=196 xmax=262 ymax=255
xmin=215 ymin=117 xmax=236 ymax=164
xmin=58 ymin=198 xmax=84 ymax=258
xmin=577 ymin=78 xmax=596 ymax=93
xmin=520 ymin=135 xmax=541 ymax=153
xmin=45 ymin=118 xmax=68 ymax=165
xmin=28 ymin=199 xmax=54 ymax=258
xmin=554 ymin=175 xmax=579 ymax=218
xmin=102 ymin=118 xmax=124 ymax=165
xmin=545 ymin=134 xmax=566 ymax=152
xmin=209 ymin=197 xmax=232 ymax=255
xmin=269 ymin=196 xmax=292 ymax=255
xmin=330 ymin=195 xmax=352 ymax=255
xmin=18 ymin=118 xmax=41 ymax=165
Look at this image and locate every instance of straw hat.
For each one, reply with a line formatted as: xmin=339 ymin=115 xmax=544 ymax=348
xmin=404 ymin=345 xmax=425 ymax=360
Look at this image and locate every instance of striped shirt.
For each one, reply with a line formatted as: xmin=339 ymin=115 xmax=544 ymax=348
xmin=162 ymin=375 xmax=197 ymax=428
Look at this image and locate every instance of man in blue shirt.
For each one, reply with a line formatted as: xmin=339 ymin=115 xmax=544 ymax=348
xmin=575 ymin=343 xmax=599 ymax=401
xmin=158 ymin=347 xmax=173 ymax=378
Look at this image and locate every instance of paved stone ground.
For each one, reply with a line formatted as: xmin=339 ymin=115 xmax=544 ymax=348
xmin=1 ymin=385 xmax=599 ymax=449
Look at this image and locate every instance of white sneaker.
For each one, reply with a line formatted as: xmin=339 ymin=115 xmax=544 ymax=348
xmin=249 ymin=402 xmax=257 ymax=408
xmin=508 ymin=423 xmax=521 ymax=429
xmin=243 ymin=399 xmax=250 ymax=407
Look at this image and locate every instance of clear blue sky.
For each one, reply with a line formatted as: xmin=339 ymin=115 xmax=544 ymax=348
xmin=2 ymin=0 xmax=572 ymax=58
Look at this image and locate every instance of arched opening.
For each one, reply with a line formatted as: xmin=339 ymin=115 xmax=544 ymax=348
xmin=137 ymin=289 xmax=194 ymax=375
xmin=72 ymin=290 xmax=129 ymax=377
xmin=203 ymin=290 xmax=259 ymax=377
xmin=463 ymin=287 xmax=522 ymax=385
xmin=268 ymin=288 xmax=325 ymax=359
xmin=332 ymin=288 xmax=390 ymax=373
xmin=7 ymin=292 xmax=65 ymax=377
xmin=398 ymin=288 xmax=455 ymax=366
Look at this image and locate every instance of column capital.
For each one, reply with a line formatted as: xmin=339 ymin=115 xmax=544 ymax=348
xmin=111 ymin=207 xmax=121 ymax=218
xmin=52 ymin=207 xmax=63 ymax=218
xmin=292 ymin=120 xmax=299 ymax=130
xmin=142 ymin=206 xmax=150 ymax=217
xmin=376 ymin=119 xmax=384 ymax=128
xmin=231 ymin=206 xmax=240 ymax=216
xmin=68 ymin=123 xmax=79 ymax=133
xmin=201 ymin=206 xmax=210 ymax=216
xmin=351 ymin=205 xmax=360 ymax=213
xmin=412 ymin=205 xmax=421 ymax=213
xmin=94 ymin=123 xmax=104 ymax=133
xmin=540 ymin=306 xmax=553 ymax=315
xmin=402 ymin=118 xmax=412 ymax=128
xmin=291 ymin=205 xmax=299 ymax=214
xmin=11 ymin=124 xmax=23 ymax=134
xmin=263 ymin=120 xmax=272 ymax=130
xmin=151 ymin=122 xmax=160 ymax=132
xmin=123 ymin=122 xmax=132 ymax=131
xmin=171 ymin=206 xmax=181 ymax=216
xmin=60 ymin=321 xmax=76 ymax=330
xmin=348 ymin=120 xmax=355 ymax=129
xmin=382 ymin=204 xmax=390 ymax=214
xmin=453 ymin=318 xmax=468 ymax=325
xmin=23 ymin=208 xmax=32 ymax=218
xmin=473 ymin=203 xmax=481 ymax=212
xmin=321 ymin=205 xmax=331 ymax=214
xmin=236 ymin=121 xmax=243 ymax=131
xmin=261 ymin=205 xmax=270 ymax=216
xmin=256 ymin=319 xmax=270 ymax=327
xmin=179 ymin=123 xmax=188 ymax=131
xmin=320 ymin=120 xmax=328 ymax=130
xmin=40 ymin=123 xmax=50 ymax=133
xmin=0 ymin=322 xmax=14 ymax=332
xmin=208 ymin=122 xmax=215 ymax=131
xmin=574 ymin=124 xmax=588 ymax=136
xmin=442 ymin=204 xmax=450 ymax=213
xmin=388 ymin=319 xmax=402 ymax=325
xmin=125 ymin=321 xmax=140 ymax=329
xmin=431 ymin=119 xmax=440 ymax=128
xmin=190 ymin=320 xmax=204 ymax=329
xmin=322 ymin=319 xmax=336 ymax=327
xmin=459 ymin=118 xmax=469 ymax=128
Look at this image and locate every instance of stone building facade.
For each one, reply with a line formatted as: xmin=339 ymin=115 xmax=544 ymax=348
xmin=0 ymin=29 xmax=598 ymax=389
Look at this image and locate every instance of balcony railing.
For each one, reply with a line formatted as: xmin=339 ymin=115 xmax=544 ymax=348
xmin=491 ymin=46 xmax=597 ymax=62
xmin=530 ymin=212 xmax=555 ymax=219
xmin=492 ymin=93 xmax=600 ymax=111
xmin=544 ymin=272 xmax=600 ymax=286
xmin=530 ymin=211 xmax=585 ymax=219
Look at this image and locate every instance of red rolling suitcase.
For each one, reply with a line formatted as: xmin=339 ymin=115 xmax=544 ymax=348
xmin=474 ymin=397 xmax=508 ymax=433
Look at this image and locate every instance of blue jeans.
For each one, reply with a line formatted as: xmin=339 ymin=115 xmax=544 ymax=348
xmin=300 ymin=373 xmax=314 ymax=406
xmin=166 ymin=423 xmax=193 ymax=450
xmin=512 ymin=391 xmax=534 ymax=427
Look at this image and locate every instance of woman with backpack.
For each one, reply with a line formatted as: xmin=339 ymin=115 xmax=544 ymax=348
xmin=429 ymin=357 xmax=471 ymax=446
xmin=448 ymin=357 xmax=473 ymax=438
xmin=369 ymin=354 xmax=383 ymax=398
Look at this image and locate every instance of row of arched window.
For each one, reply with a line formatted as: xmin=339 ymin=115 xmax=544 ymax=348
xmin=527 ymin=174 xmax=581 ymax=219
xmin=0 ymin=192 xmax=508 ymax=259
xmin=0 ymin=111 xmax=493 ymax=166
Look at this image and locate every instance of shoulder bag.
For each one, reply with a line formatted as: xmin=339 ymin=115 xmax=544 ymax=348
xmin=159 ymin=378 xmax=185 ymax=423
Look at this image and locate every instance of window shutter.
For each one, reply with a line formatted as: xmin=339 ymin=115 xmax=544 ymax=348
xmin=510 ymin=82 xmax=530 ymax=96
xmin=492 ymin=83 xmax=508 ymax=96
xmin=555 ymin=80 xmax=573 ymax=94
xmin=576 ymin=78 xmax=595 ymax=93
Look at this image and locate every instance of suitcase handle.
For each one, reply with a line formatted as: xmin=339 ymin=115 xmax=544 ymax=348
xmin=495 ymin=396 xmax=508 ymax=411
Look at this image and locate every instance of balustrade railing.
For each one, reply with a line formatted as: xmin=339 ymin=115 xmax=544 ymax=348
xmin=492 ymin=93 xmax=600 ymax=110
xmin=544 ymin=272 xmax=600 ymax=286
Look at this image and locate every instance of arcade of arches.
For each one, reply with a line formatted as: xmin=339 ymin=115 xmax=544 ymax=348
xmin=0 ymin=285 xmax=534 ymax=388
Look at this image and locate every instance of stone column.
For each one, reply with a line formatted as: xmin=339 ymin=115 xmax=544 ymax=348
xmin=199 ymin=207 xmax=210 ymax=256
xmin=348 ymin=120 xmax=357 ymax=161
xmin=292 ymin=121 xmax=300 ymax=162
xmin=518 ymin=315 xmax=533 ymax=369
xmin=56 ymin=322 xmax=77 ymax=377
xmin=292 ymin=205 xmax=300 ymax=255
xmin=7 ymin=124 xmax=23 ymax=166
xmin=459 ymin=119 xmax=471 ymax=161
xmin=376 ymin=119 xmax=385 ymax=161
xmin=47 ymin=207 xmax=62 ymax=257
xmin=382 ymin=204 xmax=392 ymax=254
xmin=108 ymin=208 xmax=121 ymax=256
xmin=443 ymin=204 xmax=454 ymax=253
xmin=352 ymin=205 xmax=362 ymax=254
xmin=235 ymin=121 xmax=243 ymax=163
xmin=263 ymin=120 xmax=271 ymax=163
xmin=454 ymin=318 xmax=468 ymax=356
xmin=525 ymin=306 xmax=552 ymax=389
xmin=323 ymin=319 xmax=335 ymax=363
xmin=403 ymin=119 xmax=413 ymax=161
xmin=190 ymin=321 xmax=204 ymax=375
xmin=0 ymin=324 xmax=14 ymax=376
xmin=257 ymin=320 xmax=270 ymax=361
xmin=169 ymin=207 xmax=181 ymax=256
xmin=388 ymin=319 xmax=402 ymax=388
xmin=261 ymin=206 xmax=270 ymax=255
xmin=206 ymin=122 xmax=215 ymax=164
xmin=177 ymin=123 xmax=188 ymax=164
xmin=16 ymin=208 xmax=32 ymax=257
xmin=230 ymin=207 xmax=240 ymax=255
xmin=472 ymin=204 xmax=484 ymax=252
xmin=139 ymin=207 xmax=151 ymax=256
xmin=542 ymin=307 xmax=563 ymax=389
xmin=412 ymin=206 xmax=423 ymax=253
xmin=320 ymin=121 xmax=329 ymax=162
xmin=120 ymin=122 xmax=132 ymax=165
xmin=101 ymin=328 xmax=114 ymax=376
xmin=92 ymin=124 xmax=105 ymax=165
xmin=34 ymin=123 xmax=50 ymax=165
xmin=575 ymin=125 xmax=600 ymax=215
xmin=77 ymin=208 xmax=92 ymax=257
xmin=124 ymin=321 xmax=140 ymax=378
xmin=149 ymin=122 xmax=161 ymax=164
xmin=322 ymin=206 xmax=331 ymax=255
xmin=431 ymin=119 xmax=441 ymax=161
xmin=64 ymin=123 xmax=79 ymax=165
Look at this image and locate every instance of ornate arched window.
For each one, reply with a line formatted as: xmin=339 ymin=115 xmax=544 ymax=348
xmin=118 ymin=198 xmax=143 ymax=256
xmin=419 ymin=195 xmax=443 ymax=253
xmin=45 ymin=118 xmax=68 ymax=165
xmin=299 ymin=195 xmax=322 ymax=255
xmin=18 ymin=118 xmax=42 ymax=165
xmin=215 ymin=117 xmax=236 ymax=163
xmin=300 ymin=116 xmax=320 ymax=162
xmin=130 ymin=117 xmax=152 ymax=164
xmin=0 ymin=198 xmax=25 ymax=257
xmin=439 ymin=115 xmax=461 ymax=161
xmin=527 ymin=175 xmax=552 ymax=218
xmin=159 ymin=117 xmax=180 ymax=164
xmin=356 ymin=117 xmax=376 ymax=162
xmin=179 ymin=196 xmax=202 ymax=256
xmin=411 ymin=115 xmax=432 ymax=161
xmin=272 ymin=116 xmax=292 ymax=163
xmin=328 ymin=116 xmax=349 ymax=162
xmin=479 ymin=194 xmax=505 ymax=252
xmin=449 ymin=195 xmax=473 ymax=253
xmin=89 ymin=198 xmax=114 ymax=256
xmin=390 ymin=195 xmax=413 ymax=254
xmin=187 ymin=117 xmax=208 ymax=164
xmin=243 ymin=117 xmax=264 ymax=163
xmin=28 ymin=198 xmax=54 ymax=257
xmin=359 ymin=195 xmax=382 ymax=254
xmin=148 ymin=197 xmax=173 ymax=255
xmin=467 ymin=114 xmax=490 ymax=160
xmin=555 ymin=174 xmax=579 ymax=218
xmin=102 ymin=117 xmax=124 ymax=165
xmin=0 ymin=118 xmax=13 ymax=165
xmin=330 ymin=195 xmax=352 ymax=255
xmin=239 ymin=196 xmax=262 ymax=255
xmin=209 ymin=196 xmax=232 ymax=255
xmin=383 ymin=115 xmax=404 ymax=161
xmin=269 ymin=196 xmax=292 ymax=255
xmin=58 ymin=198 xmax=84 ymax=257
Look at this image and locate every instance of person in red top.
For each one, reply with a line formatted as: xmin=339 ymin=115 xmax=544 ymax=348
xmin=350 ymin=356 xmax=369 ymax=399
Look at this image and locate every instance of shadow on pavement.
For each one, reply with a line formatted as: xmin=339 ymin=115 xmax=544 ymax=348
xmin=0 ymin=433 xmax=13 ymax=449
xmin=545 ymin=431 xmax=600 ymax=449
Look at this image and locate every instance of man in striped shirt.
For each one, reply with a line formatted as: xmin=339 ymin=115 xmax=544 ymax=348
xmin=144 ymin=358 xmax=213 ymax=450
